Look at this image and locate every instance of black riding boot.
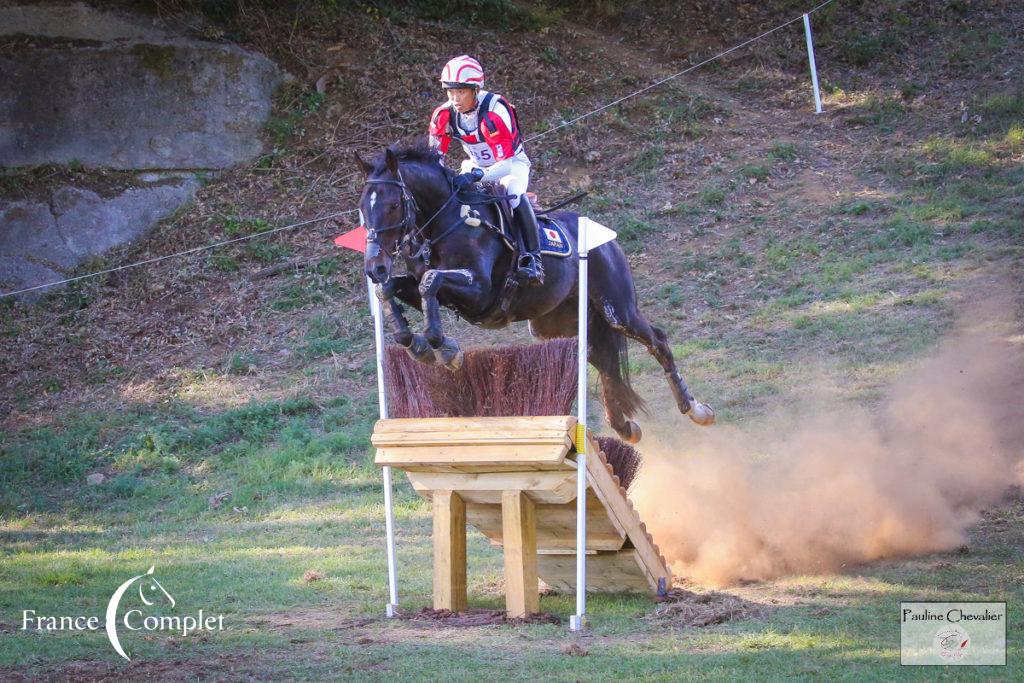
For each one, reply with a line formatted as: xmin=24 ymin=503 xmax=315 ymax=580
xmin=513 ymin=197 xmax=545 ymax=287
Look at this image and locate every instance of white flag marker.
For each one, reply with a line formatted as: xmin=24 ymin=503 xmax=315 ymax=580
xmin=578 ymin=217 xmax=618 ymax=250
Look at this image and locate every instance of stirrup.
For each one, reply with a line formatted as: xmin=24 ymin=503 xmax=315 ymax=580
xmin=517 ymin=252 xmax=545 ymax=287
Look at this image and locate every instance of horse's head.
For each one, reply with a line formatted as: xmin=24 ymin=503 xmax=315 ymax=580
xmin=356 ymin=148 xmax=418 ymax=285
xmin=137 ymin=565 xmax=175 ymax=608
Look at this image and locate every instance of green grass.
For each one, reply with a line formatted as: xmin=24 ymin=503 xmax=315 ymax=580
xmin=699 ymin=187 xmax=727 ymax=206
xmin=845 ymin=96 xmax=907 ymax=131
xmin=767 ymin=141 xmax=797 ymax=162
xmin=738 ymin=164 xmax=770 ymax=181
xmin=833 ymin=199 xmax=878 ymax=216
xmin=615 ymin=215 xmax=660 ymax=243
xmin=628 ymin=145 xmax=665 ymax=175
xmin=4 ymin=434 xmax=1019 ymax=677
xmin=0 ymin=395 xmax=375 ymax=517
xmin=227 ymin=352 xmax=260 ymax=375
xmin=219 ymin=215 xmax=270 ymax=238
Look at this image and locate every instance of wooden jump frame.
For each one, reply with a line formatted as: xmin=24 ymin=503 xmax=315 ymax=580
xmin=365 ymin=217 xmax=642 ymax=629
xmin=372 ymin=415 xmax=671 ymax=618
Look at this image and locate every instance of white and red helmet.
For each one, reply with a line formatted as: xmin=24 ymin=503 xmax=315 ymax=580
xmin=440 ymin=55 xmax=484 ymax=89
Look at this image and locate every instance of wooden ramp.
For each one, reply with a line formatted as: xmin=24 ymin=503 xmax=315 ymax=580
xmin=373 ymin=415 xmax=671 ymax=617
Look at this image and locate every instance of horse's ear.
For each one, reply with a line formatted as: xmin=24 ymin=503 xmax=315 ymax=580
xmin=384 ymin=148 xmax=399 ymax=176
xmin=354 ymin=152 xmax=373 ymax=177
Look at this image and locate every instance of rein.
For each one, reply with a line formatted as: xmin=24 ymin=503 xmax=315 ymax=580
xmin=363 ymin=171 xmax=515 ymax=267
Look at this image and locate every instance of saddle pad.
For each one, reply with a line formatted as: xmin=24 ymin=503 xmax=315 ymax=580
xmin=539 ymin=218 xmax=573 ymax=258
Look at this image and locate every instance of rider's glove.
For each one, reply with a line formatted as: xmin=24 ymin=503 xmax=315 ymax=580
xmin=453 ymin=167 xmax=484 ymax=189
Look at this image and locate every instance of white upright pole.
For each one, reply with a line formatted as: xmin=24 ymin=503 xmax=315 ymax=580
xmin=803 ymin=13 xmax=824 ymax=114
xmin=368 ymin=276 xmax=399 ymax=618
xmin=570 ymin=218 xmax=589 ymax=632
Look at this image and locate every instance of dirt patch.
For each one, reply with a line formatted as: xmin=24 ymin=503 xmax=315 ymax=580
xmin=2 ymin=652 xmax=273 ymax=683
xmin=647 ymin=588 xmax=767 ymax=627
xmin=397 ymin=607 xmax=560 ymax=627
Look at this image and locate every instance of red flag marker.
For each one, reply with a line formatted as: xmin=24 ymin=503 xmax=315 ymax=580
xmin=334 ymin=226 xmax=367 ymax=253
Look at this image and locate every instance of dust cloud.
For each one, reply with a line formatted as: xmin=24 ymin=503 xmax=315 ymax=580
xmin=631 ymin=314 xmax=1024 ymax=586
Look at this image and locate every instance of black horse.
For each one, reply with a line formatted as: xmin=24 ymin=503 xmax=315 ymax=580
xmin=355 ymin=142 xmax=713 ymax=443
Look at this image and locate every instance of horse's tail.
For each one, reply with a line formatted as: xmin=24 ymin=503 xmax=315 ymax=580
xmin=588 ymin=306 xmax=647 ymax=418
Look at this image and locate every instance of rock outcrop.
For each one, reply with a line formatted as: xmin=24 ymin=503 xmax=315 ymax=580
xmin=0 ymin=2 xmax=285 ymax=299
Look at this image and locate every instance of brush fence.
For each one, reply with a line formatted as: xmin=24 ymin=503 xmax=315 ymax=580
xmin=372 ymin=415 xmax=671 ymax=618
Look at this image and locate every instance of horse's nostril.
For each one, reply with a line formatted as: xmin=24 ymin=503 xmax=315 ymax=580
xmin=366 ymin=264 xmax=388 ymax=284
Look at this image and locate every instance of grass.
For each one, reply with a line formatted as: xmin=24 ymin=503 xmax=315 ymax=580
xmin=615 ymin=215 xmax=660 ymax=244
xmin=0 ymin=395 xmax=374 ymax=513
xmin=738 ymin=164 xmax=770 ymax=181
xmin=628 ymin=145 xmax=665 ymax=175
xmin=3 ymin=413 xmax=1020 ymax=677
xmin=844 ymin=95 xmax=907 ymax=131
xmin=219 ymin=215 xmax=270 ymax=238
xmin=767 ymin=141 xmax=797 ymax=163
xmin=227 ymin=352 xmax=260 ymax=375
xmin=699 ymin=187 xmax=727 ymax=206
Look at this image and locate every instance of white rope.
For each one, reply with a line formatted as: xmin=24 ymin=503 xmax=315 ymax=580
xmin=1 ymin=0 xmax=837 ymax=300
xmin=0 ymin=210 xmax=353 ymax=298
xmin=526 ymin=0 xmax=837 ymax=143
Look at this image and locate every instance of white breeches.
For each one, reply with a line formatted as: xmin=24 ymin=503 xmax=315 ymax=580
xmin=461 ymin=156 xmax=531 ymax=208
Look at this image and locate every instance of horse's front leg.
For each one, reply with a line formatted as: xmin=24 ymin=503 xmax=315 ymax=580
xmin=377 ymin=275 xmax=436 ymax=365
xmin=418 ymin=268 xmax=479 ymax=371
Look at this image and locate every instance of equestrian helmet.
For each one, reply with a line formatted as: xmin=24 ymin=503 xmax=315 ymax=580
xmin=440 ymin=55 xmax=484 ymax=89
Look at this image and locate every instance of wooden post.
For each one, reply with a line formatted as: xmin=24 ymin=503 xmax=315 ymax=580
xmin=432 ymin=490 xmax=467 ymax=612
xmin=501 ymin=490 xmax=539 ymax=618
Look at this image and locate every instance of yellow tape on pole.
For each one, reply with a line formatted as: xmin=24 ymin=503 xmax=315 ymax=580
xmin=575 ymin=423 xmax=587 ymax=454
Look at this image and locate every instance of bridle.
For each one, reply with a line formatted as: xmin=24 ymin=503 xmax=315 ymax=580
xmin=363 ymin=175 xmax=419 ymax=255
xmin=363 ymin=170 xmax=460 ymax=265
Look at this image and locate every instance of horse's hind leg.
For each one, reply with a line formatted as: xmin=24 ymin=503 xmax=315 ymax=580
xmin=529 ymin=299 xmax=643 ymax=443
xmin=588 ymin=314 xmax=644 ymax=443
xmin=622 ymin=315 xmax=714 ymax=425
xmin=641 ymin=323 xmax=714 ymax=425
xmin=590 ymin=247 xmax=714 ymax=426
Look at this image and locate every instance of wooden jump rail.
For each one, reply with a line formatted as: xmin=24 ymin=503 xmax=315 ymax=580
xmin=372 ymin=415 xmax=671 ymax=618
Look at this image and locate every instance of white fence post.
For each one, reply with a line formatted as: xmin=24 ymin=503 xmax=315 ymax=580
xmin=803 ymin=13 xmax=824 ymax=114
xmin=368 ymin=276 xmax=399 ymax=618
xmin=570 ymin=219 xmax=590 ymax=633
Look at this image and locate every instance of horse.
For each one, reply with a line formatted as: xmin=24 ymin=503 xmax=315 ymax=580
xmin=355 ymin=141 xmax=713 ymax=443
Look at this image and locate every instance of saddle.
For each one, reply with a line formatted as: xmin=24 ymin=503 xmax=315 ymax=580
xmin=459 ymin=184 xmax=572 ymax=258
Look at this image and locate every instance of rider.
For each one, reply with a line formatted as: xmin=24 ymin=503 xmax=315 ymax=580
xmin=428 ymin=55 xmax=544 ymax=287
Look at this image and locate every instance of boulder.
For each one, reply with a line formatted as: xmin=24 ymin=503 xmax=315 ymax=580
xmin=0 ymin=2 xmax=284 ymax=169
xmin=0 ymin=176 xmax=201 ymax=300
xmin=0 ymin=2 xmax=286 ymax=301
xmin=53 ymin=180 xmax=201 ymax=257
xmin=0 ymin=201 xmax=76 ymax=269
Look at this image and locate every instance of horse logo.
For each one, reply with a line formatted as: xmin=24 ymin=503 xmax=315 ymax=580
xmin=105 ymin=565 xmax=175 ymax=661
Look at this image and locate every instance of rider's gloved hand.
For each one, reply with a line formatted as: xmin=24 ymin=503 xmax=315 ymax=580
xmin=453 ymin=167 xmax=484 ymax=190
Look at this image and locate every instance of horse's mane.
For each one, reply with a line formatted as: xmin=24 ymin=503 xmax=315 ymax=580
xmin=372 ymin=138 xmax=448 ymax=177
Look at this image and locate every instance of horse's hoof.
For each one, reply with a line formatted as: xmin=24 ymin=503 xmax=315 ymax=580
xmin=614 ymin=420 xmax=643 ymax=444
xmin=404 ymin=334 xmax=437 ymax=365
xmin=688 ymin=401 xmax=715 ymax=426
xmin=433 ymin=338 xmax=463 ymax=372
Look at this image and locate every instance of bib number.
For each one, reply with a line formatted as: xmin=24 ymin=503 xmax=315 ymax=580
xmin=466 ymin=142 xmax=493 ymax=165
